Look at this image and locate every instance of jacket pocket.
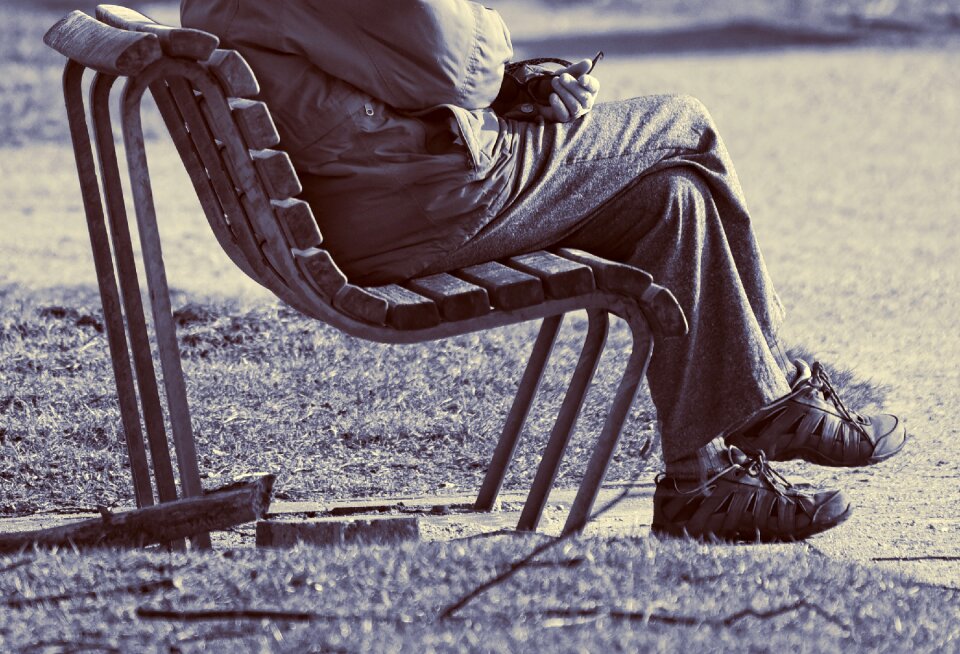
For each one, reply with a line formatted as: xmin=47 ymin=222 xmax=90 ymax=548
xmin=445 ymin=106 xmax=502 ymax=177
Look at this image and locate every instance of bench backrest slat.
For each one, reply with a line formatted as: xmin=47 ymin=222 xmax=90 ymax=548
xmin=44 ymin=10 xmax=161 ymax=75
xmin=96 ymin=4 xmax=219 ymax=60
xmin=251 ymin=149 xmax=303 ymax=200
xmin=273 ymin=198 xmax=323 ymax=250
xmin=228 ymin=98 xmax=281 ymax=149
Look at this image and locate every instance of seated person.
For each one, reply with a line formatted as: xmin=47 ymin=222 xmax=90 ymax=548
xmin=181 ymin=0 xmax=907 ymax=542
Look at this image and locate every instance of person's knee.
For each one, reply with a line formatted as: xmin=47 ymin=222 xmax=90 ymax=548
xmin=642 ymin=168 xmax=710 ymax=212
xmin=638 ymin=169 xmax=712 ymax=242
xmin=664 ymin=94 xmax=716 ymax=134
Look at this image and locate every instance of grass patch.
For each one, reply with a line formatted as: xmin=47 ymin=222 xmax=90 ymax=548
xmin=0 ymin=285 xmax=663 ymax=515
xmin=1 ymin=534 xmax=957 ymax=651
xmin=0 ymin=284 xmax=887 ymax=517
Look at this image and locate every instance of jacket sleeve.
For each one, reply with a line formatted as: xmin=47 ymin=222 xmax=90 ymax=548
xmin=278 ymin=0 xmax=513 ymax=111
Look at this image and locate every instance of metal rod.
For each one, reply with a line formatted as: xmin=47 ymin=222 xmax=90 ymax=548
xmin=61 ymin=60 xmax=154 ymax=509
xmin=474 ymin=314 xmax=563 ymax=510
xmin=89 ymin=72 xmax=180 ymax=505
xmin=517 ymin=310 xmax=608 ymax=531
xmin=562 ymin=314 xmax=655 ymax=536
xmin=119 ymin=76 xmax=210 ymax=549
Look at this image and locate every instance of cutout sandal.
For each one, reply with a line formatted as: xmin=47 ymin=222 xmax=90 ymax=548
xmin=652 ymin=447 xmax=851 ymax=542
xmin=726 ymin=360 xmax=907 ymax=466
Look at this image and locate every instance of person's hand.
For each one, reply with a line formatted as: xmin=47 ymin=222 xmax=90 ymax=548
xmin=538 ymin=58 xmax=600 ymax=123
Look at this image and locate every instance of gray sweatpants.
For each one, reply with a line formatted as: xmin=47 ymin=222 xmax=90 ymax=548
xmin=425 ymin=95 xmax=793 ymax=462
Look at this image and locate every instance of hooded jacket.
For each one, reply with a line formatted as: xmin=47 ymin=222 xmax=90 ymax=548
xmin=180 ymin=0 xmax=519 ymax=284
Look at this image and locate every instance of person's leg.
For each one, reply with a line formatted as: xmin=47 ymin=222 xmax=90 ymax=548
xmin=427 ymin=94 xmax=793 ymax=465
xmin=559 ymin=169 xmax=792 ymax=467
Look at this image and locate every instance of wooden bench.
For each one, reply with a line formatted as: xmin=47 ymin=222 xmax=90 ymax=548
xmin=43 ymin=6 xmax=687 ymax=547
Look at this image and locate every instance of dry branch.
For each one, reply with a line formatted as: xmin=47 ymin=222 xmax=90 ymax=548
xmin=0 ymin=475 xmax=274 ymax=554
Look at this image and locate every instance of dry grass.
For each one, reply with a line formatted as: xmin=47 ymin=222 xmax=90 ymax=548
xmin=2 ymin=534 xmax=959 ymax=652
xmin=0 ymin=284 xmax=887 ymax=517
xmin=0 ymin=284 xmax=664 ymax=515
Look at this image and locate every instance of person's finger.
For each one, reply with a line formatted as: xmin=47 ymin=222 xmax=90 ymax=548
xmin=547 ymin=92 xmax=571 ymax=122
xmin=556 ymin=73 xmax=594 ymax=110
xmin=577 ymin=73 xmax=600 ymax=96
xmin=563 ymin=58 xmax=593 ymax=78
xmin=552 ymin=75 xmax=584 ymax=117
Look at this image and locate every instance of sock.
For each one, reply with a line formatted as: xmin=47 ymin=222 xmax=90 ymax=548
xmin=665 ymin=435 xmax=730 ymax=483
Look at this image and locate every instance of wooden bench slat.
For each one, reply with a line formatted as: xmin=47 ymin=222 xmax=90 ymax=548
xmin=406 ymin=273 xmax=490 ymax=322
xmin=334 ymin=285 xmax=389 ymax=326
xmin=205 ymin=49 xmax=259 ymax=98
xmin=508 ymin=251 xmax=595 ymax=299
xmin=456 ymin=262 xmax=545 ymax=311
xmin=555 ymin=248 xmax=652 ymax=295
xmin=43 ymin=10 xmax=162 ymax=76
xmin=251 ymin=149 xmax=302 ymax=199
xmin=273 ymin=198 xmax=323 ymax=250
xmin=229 ymin=98 xmax=280 ymax=149
xmin=556 ymin=248 xmax=687 ymax=337
xmin=366 ymin=285 xmax=441 ymax=330
xmin=95 ymin=4 xmax=219 ymax=61
xmin=150 ymin=81 xmax=259 ymax=284
xmin=292 ymin=247 xmax=348 ymax=300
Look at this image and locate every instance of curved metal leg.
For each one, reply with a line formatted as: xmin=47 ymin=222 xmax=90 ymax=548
xmin=62 ymin=60 xmax=153 ymax=509
xmin=474 ymin=315 xmax=563 ymax=511
xmin=517 ymin=309 xmax=609 ymax=531
xmin=120 ymin=80 xmax=210 ymax=548
xmin=90 ymin=72 xmax=179 ymax=506
xmin=562 ymin=311 xmax=655 ymax=536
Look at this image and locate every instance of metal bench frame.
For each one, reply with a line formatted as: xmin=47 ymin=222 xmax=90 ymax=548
xmin=43 ymin=6 xmax=687 ymax=547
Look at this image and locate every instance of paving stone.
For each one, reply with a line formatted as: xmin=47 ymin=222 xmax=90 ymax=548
xmin=256 ymin=516 xmax=420 ymax=548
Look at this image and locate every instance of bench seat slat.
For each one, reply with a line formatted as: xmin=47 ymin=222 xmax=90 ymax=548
xmin=229 ymin=98 xmax=280 ymax=149
xmin=555 ymin=248 xmax=653 ymax=296
xmin=366 ymin=285 xmax=441 ymax=330
xmin=455 ymin=262 xmax=544 ymax=311
xmin=406 ymin=273 xmax=490 ymax=321
xmin=95 ymin=4 xmax=219 ymax=60
xmin=334 ymin=285 xmax=389 ymax=326
xmin=508 ymin=251 xmax=595 ymax=299
xmin=556 ymin=248 xmax=688 ymax=337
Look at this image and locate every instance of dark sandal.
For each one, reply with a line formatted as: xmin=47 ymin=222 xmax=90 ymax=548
xmin=726 ymin=360 xmax=907 ymax=467
xmin=652 ymin=447 xmax=851 ymax=542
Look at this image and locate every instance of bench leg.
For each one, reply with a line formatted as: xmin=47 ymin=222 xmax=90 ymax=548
xmin=474 ymin=315 xmax=563 ymax=511
xmin=90 ymin=72 xmax=180 ymax=507
xmin=517 ymin=309 xmax=609 ymax=531
xmin=62 ymin=60 xmax=154 ymax=509
xmin=561 ymin=314 xmax=655 ymax=536
xmin=120 ymin=80 xmax=210 ymax=549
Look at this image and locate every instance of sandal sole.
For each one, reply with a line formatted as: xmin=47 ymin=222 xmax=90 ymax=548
xmin=651 ymin=501 xmax=852 ymax=543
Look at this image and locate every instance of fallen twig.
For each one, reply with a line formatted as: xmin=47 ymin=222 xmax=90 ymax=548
xmin=3 ymin=578 xmax=175 ymax=609
xmin=871 ymin=555 xmax=960 ymax=562
xmin=537 ymin=597 xmax=852 ymax=632
xmin=0 ymin=557 xmax=35 ymax=574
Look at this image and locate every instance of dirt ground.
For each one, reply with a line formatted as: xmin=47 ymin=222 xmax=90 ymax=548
xmin=3 ymin=3 xmax=959 ymax=592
